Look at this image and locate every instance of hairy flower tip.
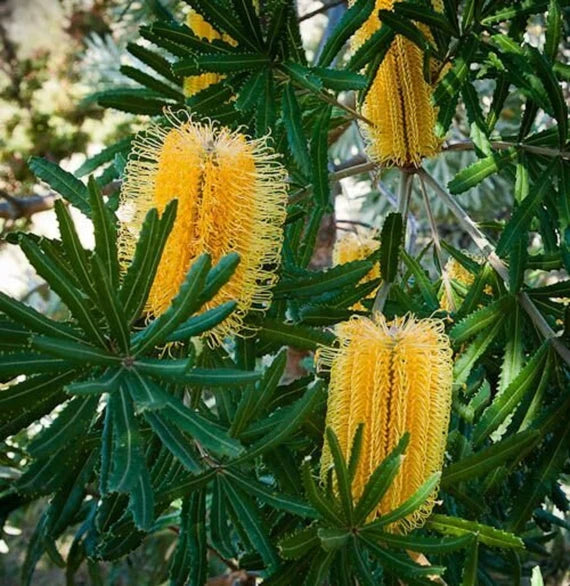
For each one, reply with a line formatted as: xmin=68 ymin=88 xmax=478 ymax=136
xmin=318 ymin=314 xmax=453 ymax=531
xmin=118 ymin=111 xmax=288 ymax=345
xmin=353 ymin=0 xmax=442 ymax=167
xmin=333 ymin=230 xmax=380 ymax=310
xmin=182 ymin=10 xmax=234 ymax=98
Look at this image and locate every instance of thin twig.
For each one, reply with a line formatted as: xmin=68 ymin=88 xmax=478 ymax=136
xmin=418 ymin=167 xmax=570 ymax=367
xmin=418 ymin=174 xmax=455 ymax=311
xmin=298 ymin=0 xmax=346 ymax=22
xmin=443 ymin=139 xmax=570 ymax=161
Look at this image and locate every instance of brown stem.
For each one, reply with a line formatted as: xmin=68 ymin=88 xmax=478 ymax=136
xmin=443 ymin=139 xmax=570 ymax=161
xmin=417 ymin=167 xmax=570 ymax=367
xmin=418 ymin=174 xmax=455 ymax=311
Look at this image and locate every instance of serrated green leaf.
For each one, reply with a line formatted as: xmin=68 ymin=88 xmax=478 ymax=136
xmin=369 ymin=472 xmax=440 ymax=529
xmin=189 ymin=0 xmax=259 ymax=51
xmin=318 ymin=527 xmax=350 ymax=551
xmin=150 ymin=21 xmax=234 ymax=55
xmin=325 ymin=427 xmax=353 ymax=523
xmin=133 ymin=254 xmax=210 ymax=354
xmin=120 ymin=65 xmax=184 ymax=102
xmin=91 ymin=257 xmax=130 ymax=352
xmin=221 ymin=477 xmax=279 ymax=570
xmin=127 ymin=42 xmax=179 ymax=83
xmin=380 ymin=213 xmax=403 ymax=283
xmin=441 ymin=429 xmax=540 ymax=488
xmin=448 ymin=148 xmax=517 ymax=194
xmin=392 ymin=2 xmax=457 ymax=36
xmin=128 ymin=464 xmax=154 ymax=532
xmin=347 ymin=24 xmax=394 ymax=72
xmin=312 ymin=67 xmax=368 ymax=91
xmin=281 ymin=62 xmax=323 ymax=93
xmin=27 ymin=396 xmax=98 ymax=459
xmin=169 ymin=490 xmax=207 ymax=586
xmin=256 ymin=69 xmax=276 ymax=135
xmin=144 ymin=411 xmax=202 ymax=474
xmin=30 ymin=336 xmax=120 ymax=366
xmin=473 ymin=342 xmax=550 ymax=446
xmin=97 ymin=89 xmax=175 ymax=115
xmin=450 ymin=296 xmax=513 ymax=343
xmin=53 ymin=200 xmax=95 ymax=298
xmin=164 ymin=395 xmax=243 ymax=458
xmin=108 ymin=388 xmax=144 ymax=493
xmin=361 ymin=536 xmax=445 ymax=579
xmin=353 ymin=433 xmax=409 ymax=525
xmin=0 ymin=352 xmax=75 ymax=381
xmin=453 ymin=316 xmax=504 ymax=387
xmin=310 ymin=105 xmax=332 ymax=209
xmin=120 ymin=201 xmax=177 ymax=324
xmin=29 ymin=157 xmax=90 ymax=216
xmin=317 ymin=0 xmax=375 ymax=67
xmin=510 ymin=423 xmax=570 ymax=533
xmin=496 ymin=160 xmax=557 ymax=256
xmin=401 ymin=249 xmax=439 ymax=309
xmin=282 ymin=82 xmax=310 ymax=176
xmin=174 ymin=53 xmax=269 ymax=75
xmin=276 ymin=260 xmax=374 ymax=299
xmin=428 ymin=514 xmax=524 ymax=549
xmin=76 ymin=137 xmax=132 ymax=178
xmin=302 ymin=461 xmax=344 ymax=525
xmin=88 ymin=177 xmax=119 ymax=288
xmin=0 ymin=291 xmax=82 ymax=343
xmin=224 ymin=467 xmax=317 ymax=518
xmin=279 ymin=525 xmax=319 ymax=560
xmin=259 ymin=318 xmax=334 ymax=350
xmin=360 ymin=530 xmax=474 ymax=553
xmin=166 ymin=302 xmax=237 ymax=342
xmin=200 ymin=252 xmax=240 ymax=303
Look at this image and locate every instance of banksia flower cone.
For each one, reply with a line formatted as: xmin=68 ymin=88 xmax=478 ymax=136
xmin=118 ymin=111 xmax=287 ymax=344
xmin=319 ymin=314 xmax=453 ymax=531
xmin=333 ymin=231 xmax=380 ymax=310
xmin=354 ymin=0 xmax=442 ymax=167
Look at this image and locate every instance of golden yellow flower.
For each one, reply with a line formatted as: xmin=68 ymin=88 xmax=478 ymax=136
xmin=118 ymin=111 xmax=287 ymax=344
xmin=332 ymin=230 xmax=380 ymax=310
xmin=183 ymin=10 xmax=233 ymax=98
xmin=439 ymin=255 xmax=491 ymax=312
xmin=354 ymin=0 xmax=442 ymax=167
xmin=319 ymin=314 xmax=453 ymax=531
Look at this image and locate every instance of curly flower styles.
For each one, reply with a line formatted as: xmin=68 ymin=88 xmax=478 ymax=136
xmin=353 ymin=0 xmax=443 ymax=167
xmin=118 ymin=111 xmax=288 ymax=345
xmin=318 ymin=314 xmax=453 ymax=531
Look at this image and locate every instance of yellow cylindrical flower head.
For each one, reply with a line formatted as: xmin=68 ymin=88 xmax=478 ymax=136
xmin=319 ymin=314 xmax=453 ymax=531
xmin=118 ymin=111 xmax=287 ymax=344
xmin=332 ymin=230 xmax=380 ymax=310
xmin=354 ymin=0 xmax=442 ymax=167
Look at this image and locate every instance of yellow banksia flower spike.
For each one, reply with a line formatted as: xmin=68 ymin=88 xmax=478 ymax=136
xmin=318 ymin=314 xmax=453 ymax=531
xmin=332 ymin=230 xmax=381 ymax=310
xmin=183 ymin=10 xmax=235 ymax=98
xmin=118 ymin=111 xmax=288 ymax=345
xmin=353 ymin=0 xmax=443 ymax=167
xmin=439 ymin=255 xmax=492 ymax=311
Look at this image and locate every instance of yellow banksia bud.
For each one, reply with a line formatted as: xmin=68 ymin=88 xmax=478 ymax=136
xmin=183 ymin=11 xmax=235 ymax=98
xmin=118 ymin=111 xmax=288 ymax=345
xmin=319 ymin=314 xmax=453 ymax=531
xmin=332 ymin=230 xmax=380 ymax=310
xmin=354 ymin=0 xmax=442 ymax=167
xmin=439 ymin=255 xmax=492 ymax=312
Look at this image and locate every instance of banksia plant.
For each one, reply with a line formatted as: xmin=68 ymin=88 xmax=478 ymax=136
xmin=319 ymin=314 xmax=453 ymax=531
xmin=354 ymin=0 xmax=442 ymax=166
xmin=4 ymin=1 xmax=570 ymax=584
xmin=332 ymin=230 xmax=380 ymax=309
xmin=118 ymin=111 xmax=287 ymax=344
